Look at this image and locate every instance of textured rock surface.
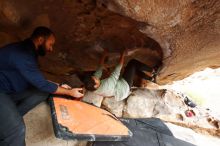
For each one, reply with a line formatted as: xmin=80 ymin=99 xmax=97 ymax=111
xmin=1 ymin=0 xmax=219 ymax=84
xmin=0 ymin=0 xmax=162 ymax=79
xmin=123 ymin=88 xmax=183 ymax=118
xmin=124 ymin=88 xmax=161 ymax=118
xmin=97 ymin=0 xmax=220 ymax=84
xmin=121 ymin=88 xmax=220 ymax=137
xmin=102 ymin=97 xmax=126 ymax=117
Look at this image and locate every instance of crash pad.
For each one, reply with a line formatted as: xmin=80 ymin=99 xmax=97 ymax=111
xmin=93 ymin=118 xmax=196 ymax=146
xmin=49 ymin=96 xmax=132 ymax=141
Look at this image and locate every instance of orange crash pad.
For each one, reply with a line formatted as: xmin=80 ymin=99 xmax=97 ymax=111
xmin=49 ymin=96 xmax=132 ymax=141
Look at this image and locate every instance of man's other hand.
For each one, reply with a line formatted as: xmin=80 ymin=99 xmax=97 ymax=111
xmin=60 ymin=84 xmax=72 ymax=89
xmin=70 ymin=88 xmax=84 ymax=98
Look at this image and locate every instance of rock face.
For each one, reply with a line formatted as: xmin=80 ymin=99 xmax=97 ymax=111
xmin=124 ymin=88 xmax=164 ymax=118
xmin=98 ymin=88 xmax=220 ymax=137
xmin=122 ymin=88 xmax=188 ymax=119
xmin=102 ymin=97 xmax=125 ymax=117
xmin=0 ymin=0 xmax=162 ymax=80
xmin=0 ymin=0 xmax=219 ymax=84
xmin=98 ymin=0 xmax=220 ymax=84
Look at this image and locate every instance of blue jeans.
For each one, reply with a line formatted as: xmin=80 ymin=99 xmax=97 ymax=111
xmin=0 ymin=88 xmax=49 ymax=146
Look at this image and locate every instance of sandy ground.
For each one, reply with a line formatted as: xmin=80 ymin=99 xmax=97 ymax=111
xmin=166 ymin=123 xmax=220 ymax=146
xmin=166 ymin=68 xmax=220 ymax=118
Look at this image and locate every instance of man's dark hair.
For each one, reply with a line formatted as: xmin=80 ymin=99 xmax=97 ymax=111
xmin=31 ymin=26 xmax=54 ymax=39
xmin=83 ymin=75 xmax=97 ymax=91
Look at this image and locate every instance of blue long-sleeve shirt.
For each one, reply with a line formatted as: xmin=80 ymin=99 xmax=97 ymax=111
xmin=0 ymin=39 xmax=58 ymax=94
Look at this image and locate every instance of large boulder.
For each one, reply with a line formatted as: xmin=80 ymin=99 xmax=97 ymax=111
xmin=102 ymin=97 xmax=126 ymax=117
xmin=121 ymin=88 xmax=220 ymax=137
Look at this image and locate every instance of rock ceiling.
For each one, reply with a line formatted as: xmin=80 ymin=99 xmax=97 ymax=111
xmin=0 ymin=0 xmax=219 ymax=84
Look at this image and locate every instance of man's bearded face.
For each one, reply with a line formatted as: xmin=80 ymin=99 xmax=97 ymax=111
xmin=37 ymin=40 xmax=47 ymax=56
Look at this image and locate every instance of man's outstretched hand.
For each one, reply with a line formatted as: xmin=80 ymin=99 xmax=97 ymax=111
xmin=60 ymin=84 xmax=84 ymax=98
xmin=69 ymin=88 xmax=84 ymax=98
xmin=60 ymin=84 xmax=72 ymax=89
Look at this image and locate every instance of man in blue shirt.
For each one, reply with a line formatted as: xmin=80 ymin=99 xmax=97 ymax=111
xmin=0 ymin=26 xmax=84 ymax=146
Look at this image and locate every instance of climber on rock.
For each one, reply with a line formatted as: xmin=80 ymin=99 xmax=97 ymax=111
xmin=0 ymin=26 xmax=84 ymax=146
xmin=81 ymin=49 xmax=159 ymax=107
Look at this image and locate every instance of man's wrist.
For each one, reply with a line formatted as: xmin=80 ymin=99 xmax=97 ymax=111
xmin=62 ymin=87 xmax=71 ymax=96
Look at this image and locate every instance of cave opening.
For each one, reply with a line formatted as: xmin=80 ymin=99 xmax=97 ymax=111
xmin=166 ymin=67 xmax=220 ymax=118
